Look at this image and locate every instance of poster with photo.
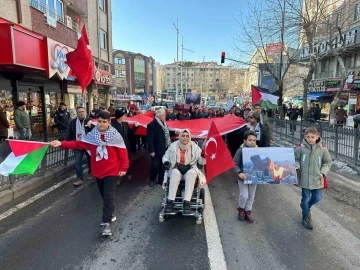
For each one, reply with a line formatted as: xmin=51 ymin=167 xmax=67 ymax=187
xmin=242 ymin=147 xmax=298 ymax=184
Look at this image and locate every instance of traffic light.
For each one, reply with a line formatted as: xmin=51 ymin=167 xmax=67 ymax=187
xmin=221 ymin=52 xmax=225 ymax=64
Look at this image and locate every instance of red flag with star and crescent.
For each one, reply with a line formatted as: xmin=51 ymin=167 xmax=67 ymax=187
xmin=204 ymin=121 xmax=236 ymax=183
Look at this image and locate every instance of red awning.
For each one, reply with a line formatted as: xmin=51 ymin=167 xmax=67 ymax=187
xmin=0 ymin=17 xmax=47 ymax=70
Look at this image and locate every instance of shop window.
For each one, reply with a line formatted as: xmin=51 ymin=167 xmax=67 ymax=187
xmin=100 ymin=29 xmax=107 ymax=50
xmin=0 ymin=90 xmax=14 ymax=128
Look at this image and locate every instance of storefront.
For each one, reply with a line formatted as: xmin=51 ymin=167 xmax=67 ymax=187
xmin=0 ymin=17 xmax=113 ymax=136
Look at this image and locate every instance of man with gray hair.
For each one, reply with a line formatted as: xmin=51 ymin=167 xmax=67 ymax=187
xmin=147 ymin=108 xmax=177 ymax=187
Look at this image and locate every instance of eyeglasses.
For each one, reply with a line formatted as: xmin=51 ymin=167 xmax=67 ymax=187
xmin=181 ymin=135 xmax=190 ymax=138
xmin=248 ymin=116 xmax=254 ymax=119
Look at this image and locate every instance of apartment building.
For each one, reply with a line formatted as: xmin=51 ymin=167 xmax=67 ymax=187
xmin=112 ymin=49 xmax=155 ymax=95
xmin=0 ymin=0 xmax=113 ymax=134
xmin=158 ymin=61 xmax=232 ymax=100
xmin=298 ymin=0 xmax=360 ymax=124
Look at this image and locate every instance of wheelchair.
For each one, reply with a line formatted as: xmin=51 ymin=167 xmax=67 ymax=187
xmin=159 ymin=165 xmax=205 ymax=225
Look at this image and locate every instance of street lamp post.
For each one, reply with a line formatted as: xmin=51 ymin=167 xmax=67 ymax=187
xmin=180 ymin=38 xmax=194 ymax=96
xmin=173 ymin=19 xmax=179 ymax=102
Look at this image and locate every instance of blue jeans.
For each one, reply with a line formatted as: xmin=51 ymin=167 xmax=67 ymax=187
xmin=18 ymin=128 xmax=31 ymax=140
xmin=300 ymin=188 xmax=322 ymax=217
xmin=74 ymin=150 xmax=91 ymax=179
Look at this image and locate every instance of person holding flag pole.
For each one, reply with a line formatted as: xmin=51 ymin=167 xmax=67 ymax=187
xmin=50 ymin=111 xmax=129 ymax=236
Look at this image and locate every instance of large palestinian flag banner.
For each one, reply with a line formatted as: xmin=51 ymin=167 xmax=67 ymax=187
xmin=0 ymin=140 xmax=49 ymax=176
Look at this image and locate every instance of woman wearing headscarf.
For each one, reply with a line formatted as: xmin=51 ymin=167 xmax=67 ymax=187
xmin=162 ymin=129 xmax=205 ymax=214
xmin=237 ymin=111 xmax=270 ymax=147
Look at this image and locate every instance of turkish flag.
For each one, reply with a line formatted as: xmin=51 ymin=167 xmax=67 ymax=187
xmin=204 ymin=121 xmax=235 ymax=183
xmin=66 ymin=25 xmax=94 ymax=94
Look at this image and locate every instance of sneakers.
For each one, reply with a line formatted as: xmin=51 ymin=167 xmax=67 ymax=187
xmin=164 ymin=200 xmax=174 ymax=213
xmin=100 ymin=215 xmax=117 ymax=226
xmin=102 ymin=223 xmax=112 ymax=236
xmin=237 ymin=208 xmax=245 ymax=220
xmin=87 ymin=173 xmax=93 ymax=180
xmin=302 ymin=216 xmax=313 ymax=230
xmin=245 ymin=211 xmax=254 ymax=223
xmin=73 ymin=179 xmax=84 ymax=186
xmin=182 ymin=200 xmax=192 ymax=215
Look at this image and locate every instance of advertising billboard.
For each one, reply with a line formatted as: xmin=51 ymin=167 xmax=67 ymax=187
xmin=258 ymin=64 xmax=277 ymax=93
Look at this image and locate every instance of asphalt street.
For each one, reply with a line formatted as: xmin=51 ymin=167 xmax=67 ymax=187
xmin=0 ymin=150 xmax=359 ymax=270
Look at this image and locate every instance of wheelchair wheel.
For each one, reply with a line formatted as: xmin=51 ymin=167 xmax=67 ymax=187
xmin=198 ymin=188 xmax=205 ymax=214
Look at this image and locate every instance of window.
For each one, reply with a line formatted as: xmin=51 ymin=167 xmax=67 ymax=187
xmin=114 ymin=57 xmax=125 ymax=65
xmin=355 ymin=3 xmax=360 ymax=22
xmin=99 ymin=0 xmax=105 ymax=11
xmin=56 ymin=0 xmax=64 ymax=23
xmin=100 ymin=29 xmax=107 ymax=50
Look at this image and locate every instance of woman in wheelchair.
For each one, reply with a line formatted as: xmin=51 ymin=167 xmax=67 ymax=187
xmin=162 ymin=129 xmax=205 ymax=215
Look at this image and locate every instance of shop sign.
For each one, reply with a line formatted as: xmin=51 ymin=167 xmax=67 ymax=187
xmin=47 ymin=38 xmax=74 ymax=80
xmin=325 ymin=80 xmax=341 ymax=88
xmin=94 ymin=69 xmax=111 ymax=85
xmin=112 ymin=95 xmax=131 ymax=101
xmin=308 ymin=80 xmax=326 ymax=92
xmin=67 ymin=84 xmax=82 ymax=94
xmin=299 ymin=27 xmax=358 ymax=60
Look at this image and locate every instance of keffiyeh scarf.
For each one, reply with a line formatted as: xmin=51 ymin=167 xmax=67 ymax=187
xmin=247 ymin=123 xmax=261 ymax=141
xmin=75 ymin=118 xmax=86 ymax=141
xmin=155 ymin=117 xmax=171 ymax=147
xmin=83 ymin=125 xmax=125 ymax=161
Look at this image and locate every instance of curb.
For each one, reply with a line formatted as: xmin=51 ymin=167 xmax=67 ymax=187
xmin=0 ymin=162 xmax=77 ymax=207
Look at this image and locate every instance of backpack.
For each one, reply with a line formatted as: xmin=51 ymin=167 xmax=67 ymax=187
xmin=296 ymin=143 xmax=328 ymax=189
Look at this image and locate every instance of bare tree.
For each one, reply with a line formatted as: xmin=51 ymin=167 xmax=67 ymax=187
xmin=234 ymin=0 xmax=301 ymax=118
xmin=286 ymin=0 xmax=356 ymax=121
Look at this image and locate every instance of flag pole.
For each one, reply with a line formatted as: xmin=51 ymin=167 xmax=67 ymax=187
xmin=6 ymin=139 xmax=50 ymax=145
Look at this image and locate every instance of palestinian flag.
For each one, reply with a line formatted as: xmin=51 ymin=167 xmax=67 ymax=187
xmin=251 ymin=85 xmax=279 ymax=109
xmin=0 ymin=140 xmax=49 ymax=176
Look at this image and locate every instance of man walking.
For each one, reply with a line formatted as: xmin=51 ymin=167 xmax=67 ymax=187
xmin=254 ymin=103 xmax=273 ymax=143
xmin=14 ymin=101 xmax=31 ymax=140
xmin=147 ymin=108 xmax=176 ymax=187
xmin=50 ymin=111 xmax=129 ymax=236
xmin=66 ymin=106 xmax=93 ymax=186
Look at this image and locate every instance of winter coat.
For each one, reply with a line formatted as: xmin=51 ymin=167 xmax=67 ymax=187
xmin=0 ymin=111 xmax=10 ymax=137
xmin=111 ymin=119 xmax=138 ymax=154
xmin=66 ymin=117 xmax=93 ymax=141
xmin=335 ymin=108 xmax=347 ymax=123
xmin=166 ymin=113 xmax=176 ymax=121
xmin=294 ymin=138 xmax=332 ymax=190
xmin=162 ymin=140 xmax=206 ymax=184
xmin=260 ymin=114 xmax=273 ymax=141
xmin=147 ymin=118 xmax=175 ymax=157
xmin=14 ymin=109 xmax=31 ymax=129
xmin=54 ymin=109 xmax=70 ymax=130
xmin=237 ymin=123 xmax=270 ymax=147
xmin=233 ymin=144 xmax=258 ymax=174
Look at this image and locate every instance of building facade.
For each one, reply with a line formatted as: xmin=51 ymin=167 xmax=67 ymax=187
xmin=158 ymin=61 xmax=232 ymax=101
xmin=0 ymin=0 xmax=113 ymax=136
xmin=298 ymin=0 xmax=360 ymax=125
xmin=112 ymin=50 xmax=155 ymax=96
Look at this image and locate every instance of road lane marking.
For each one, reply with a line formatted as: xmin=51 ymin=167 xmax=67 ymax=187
xmin=0 ymin=175 xmax=76 ymax=222
xmin=204 ymin=184 xmax=228 ymax=270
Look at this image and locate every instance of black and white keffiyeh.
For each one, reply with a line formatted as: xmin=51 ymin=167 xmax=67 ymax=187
xmin=83 ymin=125 xmax=125 ymax=161
xmin=75 ymin=118 xmax=86 ymax=141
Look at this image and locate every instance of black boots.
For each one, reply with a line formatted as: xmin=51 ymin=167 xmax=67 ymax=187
xmin=165 ymin=200 xmax=174 ymax=213
xmin=183 ymin=200 xmax=192 ymax=215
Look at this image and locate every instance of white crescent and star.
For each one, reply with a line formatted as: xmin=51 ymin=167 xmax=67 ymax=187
xmin=205 ymin=137 xmax=218 ymax=160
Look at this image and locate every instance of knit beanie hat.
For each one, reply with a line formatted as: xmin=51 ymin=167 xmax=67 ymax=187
xmin=115 ymin=109 xmax=126 ymax=119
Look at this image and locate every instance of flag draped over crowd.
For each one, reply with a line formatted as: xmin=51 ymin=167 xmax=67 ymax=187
xmin=94 ymin=113 xmax=247 ymax=138
xmin=0 ymin=140 xmax=49 ymax=176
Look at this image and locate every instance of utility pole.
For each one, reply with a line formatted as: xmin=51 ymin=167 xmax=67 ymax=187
xmin=181 ymin=38 xmax=194 ymax=96
xmin=173 ymin=19 xmax=179 ymax=102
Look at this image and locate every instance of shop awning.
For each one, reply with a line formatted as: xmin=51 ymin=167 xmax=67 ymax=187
xmin=297 ymin=92 xmax=330 ymax=100
xmin=0 ymin=17 xmax=47 ymax=70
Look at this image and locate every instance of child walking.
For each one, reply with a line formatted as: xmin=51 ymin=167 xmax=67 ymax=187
xmin=295 ymin=126 xmax=332 ymax=230
xmin=233 ymin=130 xmax=258 ymax=223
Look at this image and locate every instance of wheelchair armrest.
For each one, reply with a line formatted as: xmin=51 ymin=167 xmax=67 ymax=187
xmin=163 ymin=161 xmax=171 ymax=170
